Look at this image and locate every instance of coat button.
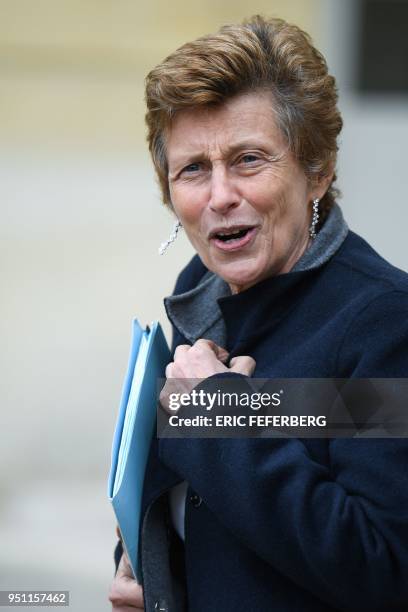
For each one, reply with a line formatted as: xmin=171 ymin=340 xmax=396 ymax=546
xmin=190 ymin=492 xmax=202 ymax=508
xmin=154 ymin=599 xmax=168 ymax=611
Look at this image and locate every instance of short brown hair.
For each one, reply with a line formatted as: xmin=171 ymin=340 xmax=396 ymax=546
xmin=145 ymin=15 xmax=343 ymax=216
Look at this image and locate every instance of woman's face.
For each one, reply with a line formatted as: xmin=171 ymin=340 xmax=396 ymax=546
xmin=167 ymin=91 xmax=327 ymax=293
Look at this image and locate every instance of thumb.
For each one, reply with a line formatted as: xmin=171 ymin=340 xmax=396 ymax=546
xmin=117 ymin=550 xmax=134 ymax=580
xmin=229 ymin=356 xmax=256 ymax=376
xmin=213 ymin=344 xmax=229 ymax=363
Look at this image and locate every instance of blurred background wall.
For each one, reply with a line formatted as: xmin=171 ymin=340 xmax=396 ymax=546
xmin=1 ymin=1 xmax=407 ymax=610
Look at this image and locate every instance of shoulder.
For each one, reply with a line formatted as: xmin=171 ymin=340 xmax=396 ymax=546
xmin=337 ymin=289 xmax=408 ymax=376
xmin=332 ymin=230 xmax=408 ymax=296
xmin=331 ymin=232 xmax=408 ymax=375
xmin=319 ymin=229 xmax=408 ymax=320
xmin=311 ymin=230 xmax=408 ymax=376
xmin=172 ymin=254 xmax=209 ymax=296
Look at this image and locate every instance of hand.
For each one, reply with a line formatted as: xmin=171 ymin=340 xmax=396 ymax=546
xmin=160 ymin=339 xmax=256 ymax=412
xmin=109 ymin=549 xmax=144 ymax=611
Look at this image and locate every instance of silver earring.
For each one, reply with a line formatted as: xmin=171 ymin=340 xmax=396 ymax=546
xmin=158 ymin=220 xmax=182 ymax=255
xmin=309 ymin=198 xmax=320 ymax=239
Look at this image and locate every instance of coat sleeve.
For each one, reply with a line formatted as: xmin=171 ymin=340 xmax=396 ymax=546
xmin=159 ymin=290 xmax=408 ymax=611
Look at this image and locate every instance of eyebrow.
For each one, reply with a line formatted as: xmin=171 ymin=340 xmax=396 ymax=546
xmin=168 ymin=138 xmax=282 ymax=172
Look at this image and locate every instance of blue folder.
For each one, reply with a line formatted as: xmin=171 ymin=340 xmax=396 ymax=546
xmin=108 ymin=320 xmax=170 ymax=581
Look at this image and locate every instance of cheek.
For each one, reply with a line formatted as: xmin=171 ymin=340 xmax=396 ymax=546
xmin=260 ymin=178 xmax=308 ymax=223
xmin=170 ymin=185 xmax=205 ymax=228
xmin=248 ymin=183 xmax=286 ymax=224
xmin=250 ymin=180 xmax=308 ymax=244
xmin=243 ymin=172 xmax=286 ymax=210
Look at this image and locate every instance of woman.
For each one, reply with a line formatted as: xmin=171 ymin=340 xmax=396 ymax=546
xmin=109 ymin=15 xmax=408 ymax=611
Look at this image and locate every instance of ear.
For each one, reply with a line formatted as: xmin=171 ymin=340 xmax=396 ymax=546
xmin=309 ymin=162 xmax=335 ymax=201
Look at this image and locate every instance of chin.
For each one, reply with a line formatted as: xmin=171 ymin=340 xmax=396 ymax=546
xmin=217 ymin=263 xmax=265 ymax=293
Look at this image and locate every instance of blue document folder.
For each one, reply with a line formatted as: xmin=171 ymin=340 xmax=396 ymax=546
xmin=108 ymin=320 xmax=170 ymax=581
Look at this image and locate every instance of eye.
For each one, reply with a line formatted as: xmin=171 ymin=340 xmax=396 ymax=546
xmin=239 ymin=154 xmax=260 ymax=165
xmin=181 ymin=162 xmax=201 ymax=174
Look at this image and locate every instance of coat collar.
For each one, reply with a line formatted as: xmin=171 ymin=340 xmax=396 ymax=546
xmin=164 ymin=204 xmax=348 ymax=348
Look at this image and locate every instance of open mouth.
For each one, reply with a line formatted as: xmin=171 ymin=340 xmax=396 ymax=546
xmin=210 ymin=226 xmax=258 ymax=251
xmin=214 ymin=228 xmax=251 ymax=242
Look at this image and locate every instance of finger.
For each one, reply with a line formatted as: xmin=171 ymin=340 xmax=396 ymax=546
xmin=215 ymin=345 xmax=229 ymax=363
xmin=165 ymin=362 xmax=175 ymax=378
xmin=159 ymin=387 xmax=169 ymax=410
xmin=174 ymin=344 xmax=191 ymax=360
xmin=159 ymin=386 xmax=176 ymax=413
xmin=194 ymin=339 xmax=229 ymax=362
xmin=109 ymin=576 xmax=144 ymax=608
xmin=109 ymin=553 xmax=144 ymax=606
xmin=194 ymin=338 xmax=218 ymax=352
xmin=229 ymin=356 xmax=256 ymax=376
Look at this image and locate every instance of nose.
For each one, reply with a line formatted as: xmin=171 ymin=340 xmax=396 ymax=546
xmin=208 ymin=165 xmax=240 ymax=214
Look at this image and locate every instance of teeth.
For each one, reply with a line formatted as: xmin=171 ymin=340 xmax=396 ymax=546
xmin=217 ymin=228 xmax=247 ymax=236
xmin=214 ymin=228 xmax=251 ymax=243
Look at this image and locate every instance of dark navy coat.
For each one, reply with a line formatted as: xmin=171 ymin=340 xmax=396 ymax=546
xmin=117 ymin=228 xmax=408 ymax=611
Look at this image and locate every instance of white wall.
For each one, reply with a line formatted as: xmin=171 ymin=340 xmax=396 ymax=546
xmin=322 ymin=0 xmax=408 ymax=271
xmin=0 ymin=152 xmax=194 ymax=610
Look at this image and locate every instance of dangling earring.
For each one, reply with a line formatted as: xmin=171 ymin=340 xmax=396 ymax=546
xmin=309 ymin=198 xmax=320 ymax=239
xmin=158 ymin=219 xmax=182 ymax=255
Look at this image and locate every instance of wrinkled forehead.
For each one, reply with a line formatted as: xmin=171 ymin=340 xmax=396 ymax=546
xmin=165 ymin=90 xmax=288 ymax=166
